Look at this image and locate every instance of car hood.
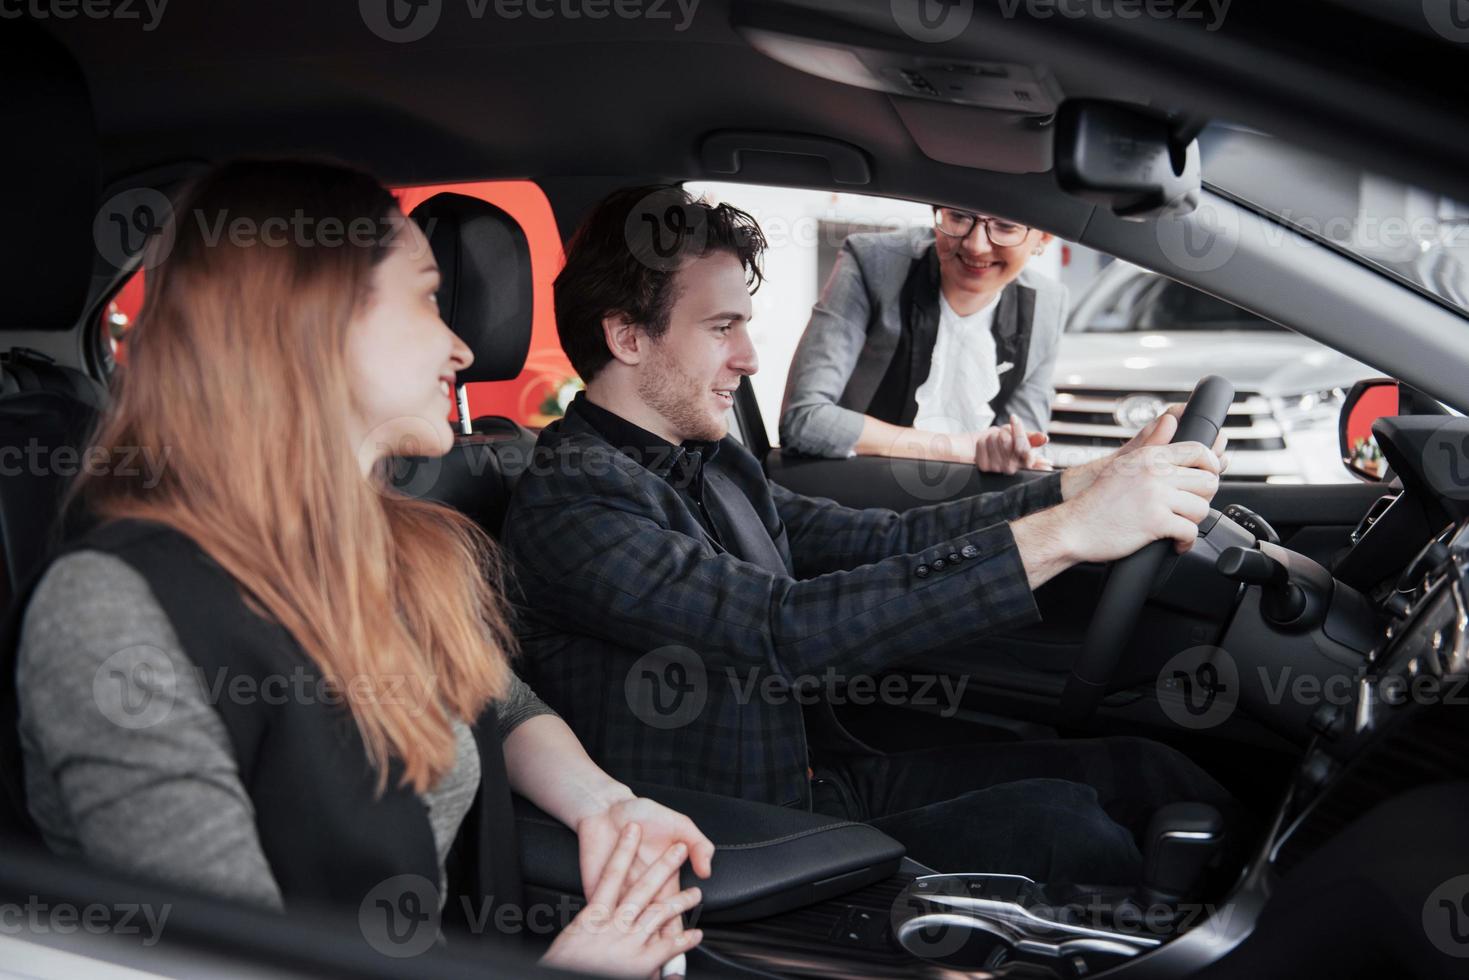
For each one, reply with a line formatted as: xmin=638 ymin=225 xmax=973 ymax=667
xmin=1053 ymin=332 xmax=1377 ymax=395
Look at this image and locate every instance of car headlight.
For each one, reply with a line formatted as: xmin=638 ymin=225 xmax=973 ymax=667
xmin=1278 ymin=388 xmax=1345 ymax=429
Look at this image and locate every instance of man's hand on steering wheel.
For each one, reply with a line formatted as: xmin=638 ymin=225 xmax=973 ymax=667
xmin=1059 ymin=441 xmax=1224 ymax=561
xmin=1060 ymin=404 xmax=1230 ymax=501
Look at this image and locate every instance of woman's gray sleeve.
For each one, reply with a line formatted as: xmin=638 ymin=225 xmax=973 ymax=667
xmin=778 ymin=242 xmax=873 ymax=458
xmin=16 ymin=550 xmax=285 ymax=912
xmin=496 ymin=669 xmax=559 ymax=741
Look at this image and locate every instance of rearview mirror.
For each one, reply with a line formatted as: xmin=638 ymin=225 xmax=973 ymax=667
xmin=1339 ymin=379 xmax=1399 ymax=481
xmin=1053 ymin=100 xmax=1202 ymax=221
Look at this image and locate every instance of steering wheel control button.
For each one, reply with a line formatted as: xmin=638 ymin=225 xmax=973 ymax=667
xmin=932 ymin=559 xmax=947 ymax=571
xmin=1222 ymin=504 xmax=1281 ymax=545
xmin=960 ymin=545 xmax=980 ymax=559
xmin=947 ymin=552 xmax=961 ymax=563
xmin=915 ymin=565 xmax=930 ymax=578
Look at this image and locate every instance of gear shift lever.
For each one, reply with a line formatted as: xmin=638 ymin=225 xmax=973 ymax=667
xmin=1139 ymin=802 xmax=1224 ymax=907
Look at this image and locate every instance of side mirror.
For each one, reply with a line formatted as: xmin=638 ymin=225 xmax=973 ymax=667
xmin=1339 ymin=379 xmax=1399 ymax=481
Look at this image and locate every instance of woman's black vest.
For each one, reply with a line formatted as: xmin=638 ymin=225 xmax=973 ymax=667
xmin=866 ymin=246 xmax=1037 ymax=428
xmin=1 ymin=518 xmax=523 ymax=943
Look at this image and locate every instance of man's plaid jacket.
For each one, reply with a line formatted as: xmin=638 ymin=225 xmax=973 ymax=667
xmin=501 ymin=395 xmax=1064 ymax=808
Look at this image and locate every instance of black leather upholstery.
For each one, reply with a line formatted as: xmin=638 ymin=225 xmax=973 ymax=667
xmin=392 ymin=194 xmax=541 ymax=538
xmin=388 ymin=418 xmax=537 ymax=540
xmin=0 ymin=352 xmax=103 ymax=613
xmin=0 ymin=25 xmax=104 ymax=845
xmin=1 ymin=24 xmax=98 ymax=332
xmin=411 ymin=193 xmax=534 ymax=384
xmin=515 ymin=781 xmax=906 ymax=923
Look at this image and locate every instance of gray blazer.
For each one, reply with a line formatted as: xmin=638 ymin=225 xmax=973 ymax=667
xmin=779 ymin=227 xmax=1068 ymax=458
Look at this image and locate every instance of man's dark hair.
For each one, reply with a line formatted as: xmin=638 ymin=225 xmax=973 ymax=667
xmin=554 ymin=184 xmax=766 ymax=383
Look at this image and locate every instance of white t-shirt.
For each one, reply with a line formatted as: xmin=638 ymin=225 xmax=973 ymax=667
xmin=912 ymin=293 xmax=1004 ymax=434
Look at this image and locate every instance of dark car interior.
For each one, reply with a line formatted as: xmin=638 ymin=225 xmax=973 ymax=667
xmin=5 ymin=1 xmax=1469 ymax=977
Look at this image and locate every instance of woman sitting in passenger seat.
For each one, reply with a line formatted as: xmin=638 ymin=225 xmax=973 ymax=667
xmin=14 ymin=159 xmax=711 ymax=977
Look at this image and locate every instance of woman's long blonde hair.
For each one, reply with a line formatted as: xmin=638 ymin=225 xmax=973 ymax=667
xmin=76 ymin=160 xmax=514 ymax=793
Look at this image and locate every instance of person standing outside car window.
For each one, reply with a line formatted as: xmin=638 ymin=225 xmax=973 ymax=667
xmin=780 ymin=206 xmax=1063 ymax=474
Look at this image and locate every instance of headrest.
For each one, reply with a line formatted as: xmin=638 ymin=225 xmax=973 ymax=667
xmin=0 ymin=23 xmax=98 ymax=331
xmin=0 ymin=348 xmax=106 ymax=410
xmin=408 ymin=193 xmax=533 ymax=384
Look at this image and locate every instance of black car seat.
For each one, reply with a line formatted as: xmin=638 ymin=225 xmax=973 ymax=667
xmin=0 ymin=349 xmax=105 ymax=612
xmin=391 ymin=193 xmax=539 ymax=538
xmin=1 ymin=23 xmax=106 ymax=842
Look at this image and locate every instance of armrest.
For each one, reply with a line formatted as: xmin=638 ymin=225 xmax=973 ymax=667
xmin=514 ymin=781 xmax=905 ymax=923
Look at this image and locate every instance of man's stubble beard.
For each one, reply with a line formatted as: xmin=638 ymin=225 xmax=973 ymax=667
xmin=637 ymin=343 xmax=726 ymax=443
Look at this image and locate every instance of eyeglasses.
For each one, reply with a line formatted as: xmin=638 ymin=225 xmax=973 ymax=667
xmin=933 ymin=208 xmax=1030 ymax=247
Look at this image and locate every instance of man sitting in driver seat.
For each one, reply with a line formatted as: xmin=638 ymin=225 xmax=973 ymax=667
xmin=502 ymin=185 xmax=1237 ymax=886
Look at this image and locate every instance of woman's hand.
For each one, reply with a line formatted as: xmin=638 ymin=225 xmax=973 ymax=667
xmin=577 ymin=796 xmax=716 ymax=902
xmin=974 ymin=415 xmax=1052 ymax=474
xmin=542 ymin=823 xmax=705 ymax=979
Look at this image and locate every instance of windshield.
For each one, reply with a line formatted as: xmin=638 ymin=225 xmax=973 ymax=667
xmin=1199 ymin=123 xmax=1469 ymax=316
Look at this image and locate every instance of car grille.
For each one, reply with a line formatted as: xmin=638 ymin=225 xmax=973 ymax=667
xmin=1048 ymin=387 xmax=1286 ymax=461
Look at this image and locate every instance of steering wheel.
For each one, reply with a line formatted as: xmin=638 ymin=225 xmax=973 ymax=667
xmin=1057 ymin=375 xmax=1236 ymax=725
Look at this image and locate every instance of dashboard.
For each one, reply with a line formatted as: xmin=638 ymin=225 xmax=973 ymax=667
xmin=1264 ymin=420 xmax=1469 ymax=874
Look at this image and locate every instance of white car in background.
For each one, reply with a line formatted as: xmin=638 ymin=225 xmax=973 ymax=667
xmin=1045 ymin=260 xmax=1378 ymax=483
